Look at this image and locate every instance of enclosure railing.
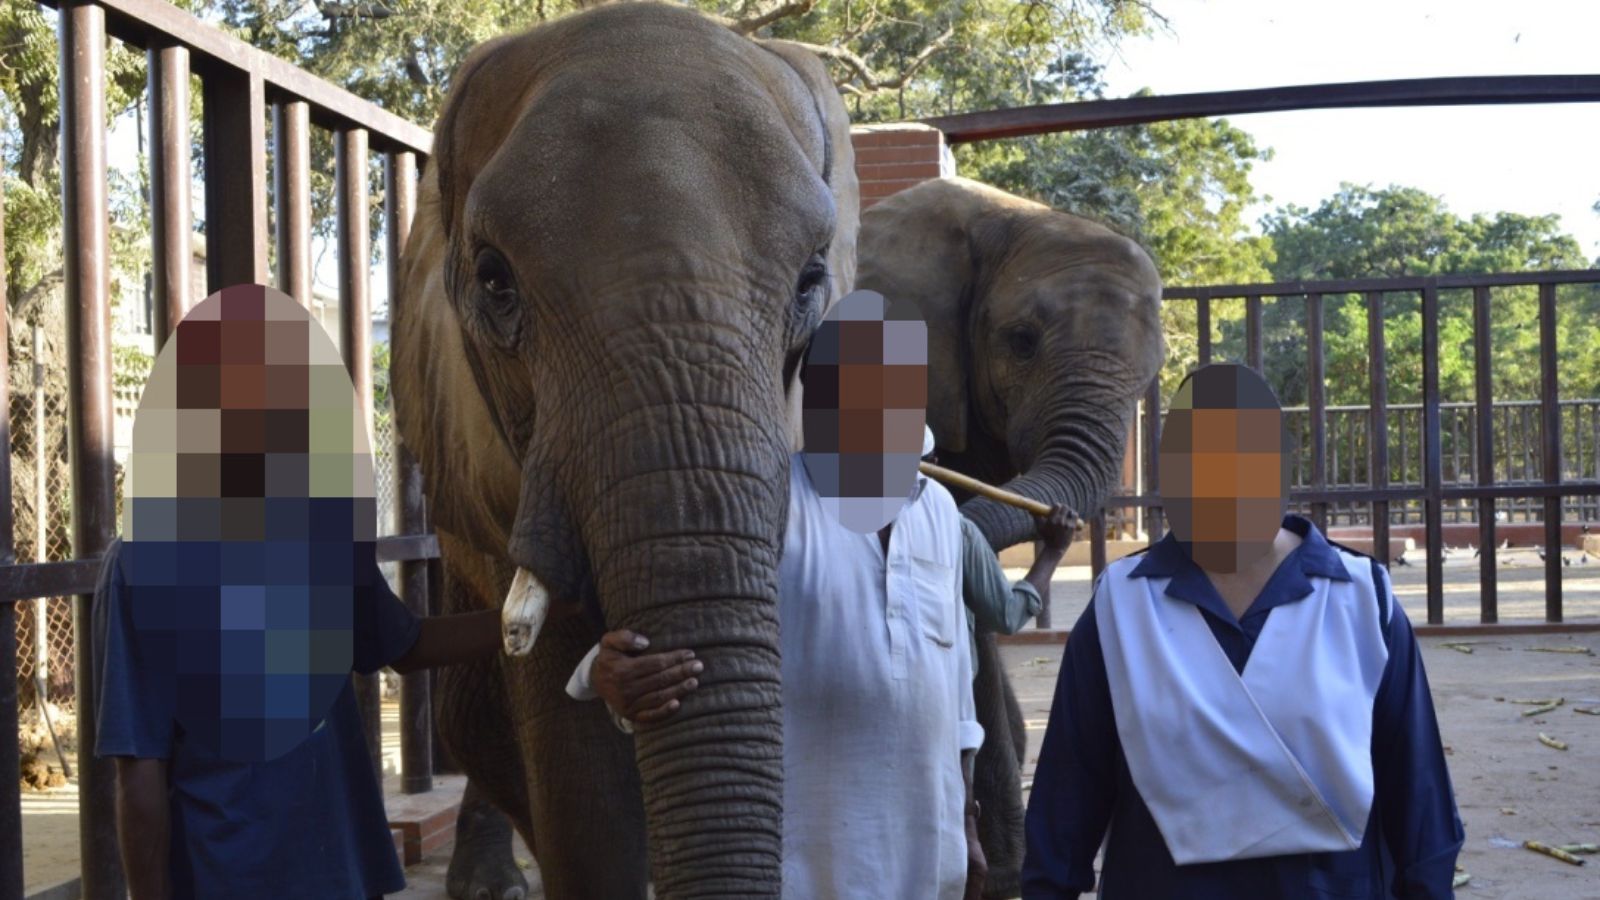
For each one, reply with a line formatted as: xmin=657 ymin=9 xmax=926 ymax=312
xmin=1099 ymin=397 xmax=1600 ymax=535
xmin=1080 ymin=270 xmax=1600 ymax=634
xmin=2 ymin=1 xmax=435 ymax=897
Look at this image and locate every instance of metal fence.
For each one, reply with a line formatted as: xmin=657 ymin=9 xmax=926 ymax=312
xmin=1085 ymin=272 xmax=1600 ymax=631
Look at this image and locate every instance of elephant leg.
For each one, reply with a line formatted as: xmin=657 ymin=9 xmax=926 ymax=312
xmin=1003 ymin=666 xmax=1028 ymax=769
xmin=504 ymin=612 xmax=650 ymax=900
xmin=433 ymin=551 xmax=533 ymax=900
xmin=438 ymin=655 xmax=533 ymax=900
xmin=972 ymin=630 xmax=1026 ymax=900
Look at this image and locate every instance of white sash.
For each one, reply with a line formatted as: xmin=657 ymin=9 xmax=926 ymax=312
xmin=1096 ymin=550 xmax=1390 ymax=865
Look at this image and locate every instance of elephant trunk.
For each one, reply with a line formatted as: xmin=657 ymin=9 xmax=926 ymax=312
xmin=582 ymin=384 xmax=790 ymax=897
xmin=964 ymin=379 xmax=1137 ymax=553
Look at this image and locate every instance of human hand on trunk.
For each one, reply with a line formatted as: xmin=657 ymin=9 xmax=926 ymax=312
xmin=592 ymin=630 xmax=703 ymax=725
xmin=1034 ymin=504 xmax=1079 ymax=556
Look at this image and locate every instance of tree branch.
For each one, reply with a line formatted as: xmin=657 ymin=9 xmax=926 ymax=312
xmin=316 ymin=1 xmax=396 ymax=21
xmin=728 ymin=0 xmax=816 ymax=34
xmin=790 ymin=24 xmax=955 ymax=93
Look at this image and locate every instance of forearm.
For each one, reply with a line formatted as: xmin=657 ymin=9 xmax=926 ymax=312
xmin=391 ymin=609 xmax=501 ymax=673
xmin=1022 ymin=545 xmax=1065 ymax=600
xmin=115 ymin=758 xmax=171 ymax=900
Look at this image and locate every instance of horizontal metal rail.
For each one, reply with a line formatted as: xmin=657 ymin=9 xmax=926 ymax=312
xmin=924 ymin=75 xmax=1600 ymax=143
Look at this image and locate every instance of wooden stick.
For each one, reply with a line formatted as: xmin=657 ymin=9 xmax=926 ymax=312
xmin=918 ymin=461 xmax=1053 ymax=517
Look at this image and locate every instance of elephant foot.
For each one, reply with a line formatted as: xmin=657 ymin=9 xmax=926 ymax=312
xmin=446 ymin=783 xmax=531 ymax=900
xmin=445 ymin=837 xmax=529 ymax=900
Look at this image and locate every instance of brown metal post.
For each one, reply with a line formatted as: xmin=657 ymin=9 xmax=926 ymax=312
xmin=60 ymin=4 xmax=125 ymax=896
xmin=1538 ymin=282 xmax=1562 ymax=621
xmin=148 ymin=42 xmax=190 ymax=346
xmin=1089 ymin=513 xmax=1107 ymax=582
xmin=202 ymin=67 xmax=268 ymax=291
xmin=1420 ymin=282 xmax=1445 ymax=623
xmin=1306 ymin=294 xmax=1328 ymax=532
xmin=386 ymin=150 xmax=432 ymax=793
xmin=1472 ymin=285 xmax=1498 ymax=622
xmin=338 ymin=128 xmax=383 ymax=783
xmin=274 ymin=100 xmax=312 ymax=306
xmin=1143 ymin=377 xmax=1163 ymax=544
xmin=1195 ymin=291 xmax=1211 ymax=366
xmin=1245 ymin=294 xmax=1263 ymax=373
xmin=1366 ymin=292 xmax=1390 ymax=565
xmin=0 ymin=162 xmax=25 ymax=900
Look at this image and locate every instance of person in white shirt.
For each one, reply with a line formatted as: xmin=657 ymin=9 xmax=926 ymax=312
xmin=566 ymin=290 xmax=986 ymax=900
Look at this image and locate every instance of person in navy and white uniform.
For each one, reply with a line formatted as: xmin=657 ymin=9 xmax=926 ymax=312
xmin=1022 ymin=363 xmax=1464 ymax=899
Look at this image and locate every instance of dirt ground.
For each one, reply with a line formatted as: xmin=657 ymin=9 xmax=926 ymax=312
xmin=20 ymin=551 xmax=1600 ymax=898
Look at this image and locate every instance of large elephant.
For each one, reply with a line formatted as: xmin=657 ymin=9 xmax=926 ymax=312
xmin=857 ymin=175 xmax=1163 ymax=897
xmin=392 ymin=5 xmax=858 ymax=898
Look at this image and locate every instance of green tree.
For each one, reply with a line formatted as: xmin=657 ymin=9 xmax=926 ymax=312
xmin=1249 ymin=184 xmax=1596 ymax=410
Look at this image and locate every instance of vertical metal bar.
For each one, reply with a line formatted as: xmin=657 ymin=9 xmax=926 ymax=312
xmin=1471 ymin=285 xmax=1497 ymax=623
xmin=1196 ymin=291 xmax=1211 ymax=367
xmin=1421 ymin=282 xmax=1445 ymax=623
xmin=1538 ymin=282 xmax=1562 ymax=622
xmin=1143 ymin=377 xmax=1163 ymax=544
xmin=202 ymin=68 xmax=268 ymax=291
xmin=1089 ymin=512 xmax=1107 ymax=583
xmin=338 ymin=128 xmax=383 ymax=782
xmin=1367 ymin=292 xmax=1390 ymax=564
xmin=147 ymin=43 xmax=190 ymax=346
xmin=1245 ymin=294 xmax=1263 ymax=373
xmin=60 ymin=5 xmax=124 ymax=896
xmin=273 ymin=100 xmax=312 ymax=306
xmin=386 ymin=151 xmax=432 ymax=793
xmin=0 ymin=163 xmax=24 ymax=900
xmin=1307 ymin=294 xmax=1328 ymax=532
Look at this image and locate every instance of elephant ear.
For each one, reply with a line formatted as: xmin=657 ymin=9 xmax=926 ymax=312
xmin=855 ymin=176 xmax=991 ymax=453
xmin=751 ymin=38 xmax=860 ymax=451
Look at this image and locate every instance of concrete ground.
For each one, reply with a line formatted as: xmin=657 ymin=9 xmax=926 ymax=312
xmin=19 ymin=547 xmax=1600 ymax=898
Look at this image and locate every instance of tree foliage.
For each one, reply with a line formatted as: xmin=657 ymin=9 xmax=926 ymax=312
xmin=1234 ymin=184 xmax=1599 ymax=410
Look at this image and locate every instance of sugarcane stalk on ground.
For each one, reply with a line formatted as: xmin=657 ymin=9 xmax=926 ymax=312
xmin=1524 ymin=841 xmax=1587 ymax=866
xmin=1522 ymin=699 xmax=1564 ymax=717
xmin=1537 ymin=732 xmax=1568 ymax=751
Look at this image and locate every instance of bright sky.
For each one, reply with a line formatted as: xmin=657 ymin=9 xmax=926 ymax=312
xmin=1096 ymin=0 xmax=1600 ymax=261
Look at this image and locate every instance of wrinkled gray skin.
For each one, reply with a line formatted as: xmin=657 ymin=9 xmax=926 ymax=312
xmin=392 ymin=6 xmax=859 ymax=898
xmin=857 ymin=176 xmax=1163 ymax=897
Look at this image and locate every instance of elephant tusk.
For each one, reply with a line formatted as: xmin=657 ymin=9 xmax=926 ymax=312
xmin=502 ymin=567 xmax=551 ymax=657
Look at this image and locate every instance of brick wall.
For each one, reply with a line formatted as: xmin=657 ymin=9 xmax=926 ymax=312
xmin=851 ymin=124 xmax=955 ymax=211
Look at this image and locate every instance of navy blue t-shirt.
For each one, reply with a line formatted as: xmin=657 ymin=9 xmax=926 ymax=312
xmin=93 ymin=538 xmax=421 ymax=900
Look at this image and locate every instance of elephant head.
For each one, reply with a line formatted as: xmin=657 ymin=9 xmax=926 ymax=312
xmin=857 ymin=176 xmax=1162 ymax=550
xmin=392 ymin=5 xmax=857 ymax=895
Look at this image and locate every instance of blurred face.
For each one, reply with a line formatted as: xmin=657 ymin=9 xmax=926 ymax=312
xmin=122 ymin=283 xmax=374 ymax=762
xmin=801 ymin=289 xmax=927 ymax=533
xmin=1158 ymin=366 xmax=1289 ymax=573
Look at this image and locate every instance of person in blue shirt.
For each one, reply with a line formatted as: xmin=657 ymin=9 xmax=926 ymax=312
xmin=95 ymin=537 xmax=501 ymax=900
xmin=1022 ymin=364 xmax=1463 ymax=899
xmin=92 ymin=283 xmax=504 ymax=900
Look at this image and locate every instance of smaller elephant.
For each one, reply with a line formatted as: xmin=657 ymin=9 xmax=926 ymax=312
xmin=859 ymin=175 xmax=1163 ymax=550
xmin=858 ymin=175 xmax=1163 ymax=898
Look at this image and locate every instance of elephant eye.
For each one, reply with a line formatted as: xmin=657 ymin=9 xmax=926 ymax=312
xmin=473 ymin=246 xmax=523 ymax=344
xmin=1006 ymin=324 xmax=1040 ymax=361
xmin=795 ymin=250 xmax=829 ymax=311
